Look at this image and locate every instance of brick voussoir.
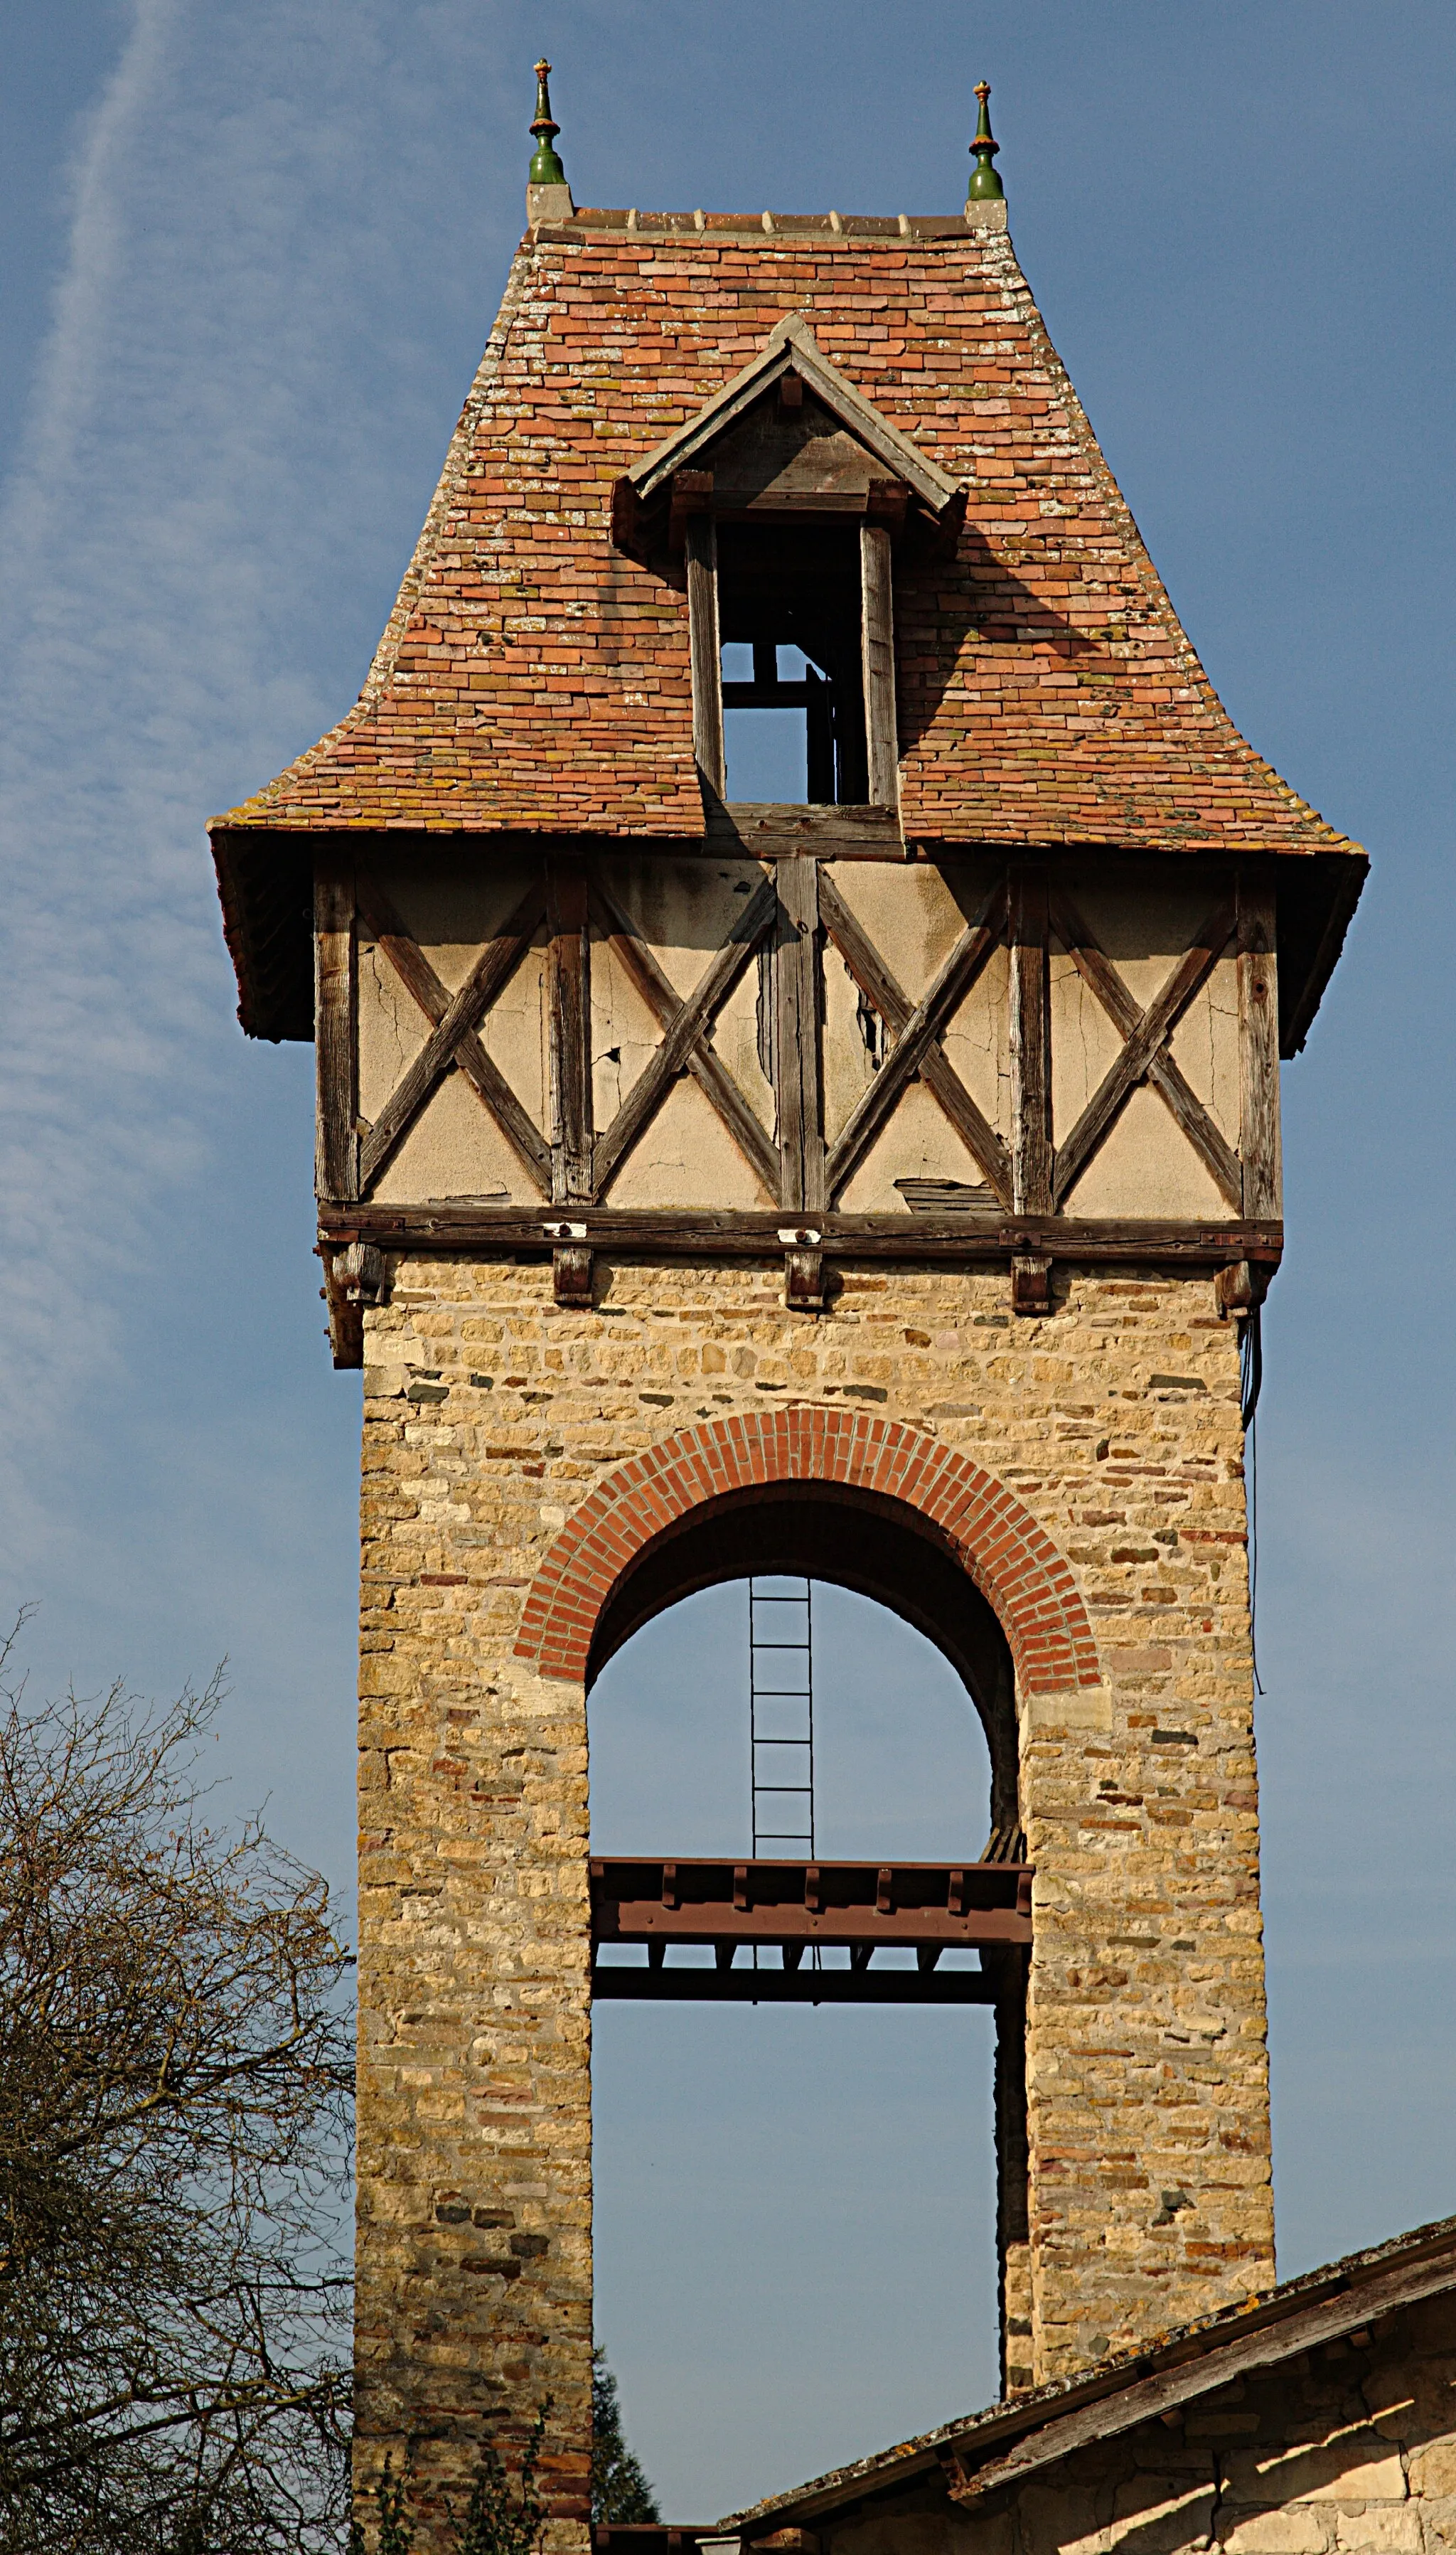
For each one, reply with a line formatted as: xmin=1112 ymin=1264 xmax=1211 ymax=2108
xmin=515 ymin=1406 xmax=1100 ymax=1683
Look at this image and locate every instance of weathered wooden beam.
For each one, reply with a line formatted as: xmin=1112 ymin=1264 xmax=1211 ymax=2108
xmin=355 ymin=875 xmax=551 ymax=1195
xmin=705 ymin=804 xmax=904 ymax=859
xmin=860 ymin=522 xmax=899 ymax=809
xmin=589 ymin=873 xmax=780 ymax=1202
xmin=685 ymin=514 xmax=725 ymax=796
xmin=547 ymin=858 xmax=593 ymax=1205
xmin=783 ymin=1235 xmax=827 ymax=1312
xmin=819 ymin=870 xmax=1011 ymax=1203
xmin=321 ymin=1200 xmax=1283 ymax=1264
xmin=547 ymin=1233 xmax=594 ymax=1308
xmin=593 ymin=1967 xmax=997 ymax=2005
xmin=357 ymin=875 xmax=546 ymax=1193
xmin=314 ymin=859 xmax=358 ymax=1203
xmin=1051 ymin=894 xmax=1237 ymax=1212
xmin=774 ymin=858 xmax=825 ymax=1216
xmin=1049 ymin=886 xmax=1243 ymax=1212
xmin=1238 ymin=870 xmax=1282 ymax=1220
xmin=1009 ymin=865 xmax=1051 ymax=1221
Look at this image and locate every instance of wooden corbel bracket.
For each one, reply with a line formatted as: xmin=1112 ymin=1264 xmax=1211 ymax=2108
xmin=543 ymin=1220 xmax=593 ymax=1308
xmin=1214 ymin=1258 xmax=1270 ymax=1321
xmin=321 ymin=1239 xmax=386 ymax=1369
xmin=1010 ymin=1252 xmax=1052 ymax=1316
xmin=779 ymin=1225 xmax=825 ymax=1313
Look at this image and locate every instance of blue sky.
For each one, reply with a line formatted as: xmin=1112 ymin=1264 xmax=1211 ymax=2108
xmin=1 ymin=0 xmax=1452 ymax=2522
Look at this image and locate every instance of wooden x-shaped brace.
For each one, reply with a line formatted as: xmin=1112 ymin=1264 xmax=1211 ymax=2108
xmin=588 ymin=869 xmax=781 ymax=1203
xmin=1049 ymin=887 xmax=1241 ymax=1212
xmin=818 ymin=871 xmax=1012 ymax=1206
xmin=355 ymin=875 xmax=551 ymax=1197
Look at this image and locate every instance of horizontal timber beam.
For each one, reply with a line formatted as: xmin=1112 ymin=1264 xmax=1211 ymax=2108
xmin=321 ymin=1203 xmax=1283 ymax=1267
xmin=705 ymin=804 xmax=904 ymax=859
xmin=591 ymin=1855 xmax=1032 ymax=1956
xmin=591 ymin=1965 xmax=998 ymax=2005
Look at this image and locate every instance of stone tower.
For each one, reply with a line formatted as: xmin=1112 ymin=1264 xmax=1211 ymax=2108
xmin=211 ymin=70 xmax=1365 ymax=2546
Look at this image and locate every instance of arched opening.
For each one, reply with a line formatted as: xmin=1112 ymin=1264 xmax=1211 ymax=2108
xmin=585 ymin=1484 xmax=1027 ymax=2518
xmin=588 ymin=1483 xmax=1019 ymax=1841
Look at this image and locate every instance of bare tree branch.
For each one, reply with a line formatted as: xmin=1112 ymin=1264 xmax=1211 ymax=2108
xmin=0 ymin=1624 xmax=354 ymax=2552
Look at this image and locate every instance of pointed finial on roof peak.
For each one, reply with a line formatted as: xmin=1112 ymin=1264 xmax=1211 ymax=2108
xmin=529 ymin=59 xmax=567 ymax=187
xmin=967 ymin=79 xmax=1005 ymax=203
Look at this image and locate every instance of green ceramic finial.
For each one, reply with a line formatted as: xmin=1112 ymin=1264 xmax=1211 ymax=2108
xmin=967 ymin=79 xmax=1005 ymax=201
xmin=529 ymin=58 xmax=567 ymax=186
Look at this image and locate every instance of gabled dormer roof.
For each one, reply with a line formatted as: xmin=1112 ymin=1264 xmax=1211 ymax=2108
xmin=628 ymin=312 xmax=963 ymax=513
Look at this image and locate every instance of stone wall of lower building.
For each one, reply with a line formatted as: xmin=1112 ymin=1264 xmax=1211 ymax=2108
xmin=353 ymin=1252 xmax=1274 ymax=2536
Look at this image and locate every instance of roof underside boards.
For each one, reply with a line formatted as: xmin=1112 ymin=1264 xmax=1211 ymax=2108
xmin=714 ymin=2212 xmax=1456 ymax=2538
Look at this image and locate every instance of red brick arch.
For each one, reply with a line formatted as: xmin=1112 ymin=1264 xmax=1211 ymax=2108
xmin=514 ymin=1406 xmax=1101 ymax=1697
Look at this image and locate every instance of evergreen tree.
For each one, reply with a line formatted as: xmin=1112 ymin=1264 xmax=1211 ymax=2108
xmin=590 ymin=2353 xmax=660 ymax=2524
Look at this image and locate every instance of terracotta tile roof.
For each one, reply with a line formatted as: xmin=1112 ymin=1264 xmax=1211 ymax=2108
xmin=214 ymin=207 xmax=1363 ymax=860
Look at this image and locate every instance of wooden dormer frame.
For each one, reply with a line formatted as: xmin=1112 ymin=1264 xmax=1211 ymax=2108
xmin=681 ymin=511 xmax=900 ymax=809
xmin=611 ymin=317 xmax=966 ymax=814
xmin=625 ymin=314 xmax=964 ymax=516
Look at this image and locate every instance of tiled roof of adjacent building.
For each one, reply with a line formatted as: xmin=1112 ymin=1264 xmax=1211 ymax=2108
xmin=710 ymin=2210 xmax=1456 ymax=2537
xmin=215 ymin=206 xmax=1361 ymax=859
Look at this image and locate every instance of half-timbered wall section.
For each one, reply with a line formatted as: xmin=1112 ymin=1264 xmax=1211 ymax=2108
xmin=315 ymin=848 xmax=1280 ymax=1353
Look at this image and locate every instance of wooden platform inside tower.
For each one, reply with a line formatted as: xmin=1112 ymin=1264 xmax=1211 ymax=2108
xmin=590 ymin=1855 xmax=1032 ymax=2003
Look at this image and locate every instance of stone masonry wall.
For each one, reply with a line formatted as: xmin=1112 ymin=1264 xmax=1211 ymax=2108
xmin=355 ymin=1252 xmax=1274 ymax=2536
xmin=828 ymin=2290 xmax=1456 ymax=2555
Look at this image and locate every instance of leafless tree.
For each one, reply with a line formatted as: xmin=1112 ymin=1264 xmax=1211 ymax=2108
xmin=0 ymin=1623 xmax=353 ymax=2552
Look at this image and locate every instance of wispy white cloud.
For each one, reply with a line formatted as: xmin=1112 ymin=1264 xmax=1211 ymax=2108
xmin=0 ymin=1 xmax=520 ymax=1564
xmin=0 ymin=0 xmax=526 ymax=1866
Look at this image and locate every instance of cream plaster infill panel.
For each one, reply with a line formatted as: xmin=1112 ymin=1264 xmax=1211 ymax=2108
xmin=604 ymin=1070 xmax=773 ymax=1210
xmin=1168 ymin=949 xmax=1240 ymax=1135
xmin=357 ymin=854 xmax=548 ymax=1134
xmin=827 ymin=855 xmax=1000 ymax=1008
xmin=823 ymin=934 xmax=1010 ymax=1154
xmin=1065 ymin=1081 xmax=1229 ymax=1220
xmin=942 ymin=934 xmax=1010 ymax=1138
xmin=370 ymin=1062 xmax=541 ymax=1207
xmin=1049 ymin=944 xmax=1126 ymax=1148
xmin=1061 ymin=865 xmax=1235 ymax=999
xmin=590 ymin=937 xmax=774 ymax=1168
xmin=476 ymin=935 xmax=549 ymax=1136
xmin=837 ymin=1077 xmax=997 ymax=1213
xmin=591 ymin=858 xmax=776 ymax=1163
xmin=358 ymin=935 xmax=429 ymax=1126
xmin=823 ymin=938 xmax=878 ymax=1148
xmin=589 ymin=926 xmax=670 ymax=1139
xmin=714 ymin=963 xmax=776 ymax=1141
xmin=599 ymin=855 xmax=771 ymax=1001
xmin=377 ymin=855 xmax=545 ymax=994
xmin=1049 ymin=869 xmax=1240 ymax=1171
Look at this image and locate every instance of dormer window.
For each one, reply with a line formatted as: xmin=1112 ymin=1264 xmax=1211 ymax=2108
xmin=611 ymin=316 xmax=965 ymax=813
